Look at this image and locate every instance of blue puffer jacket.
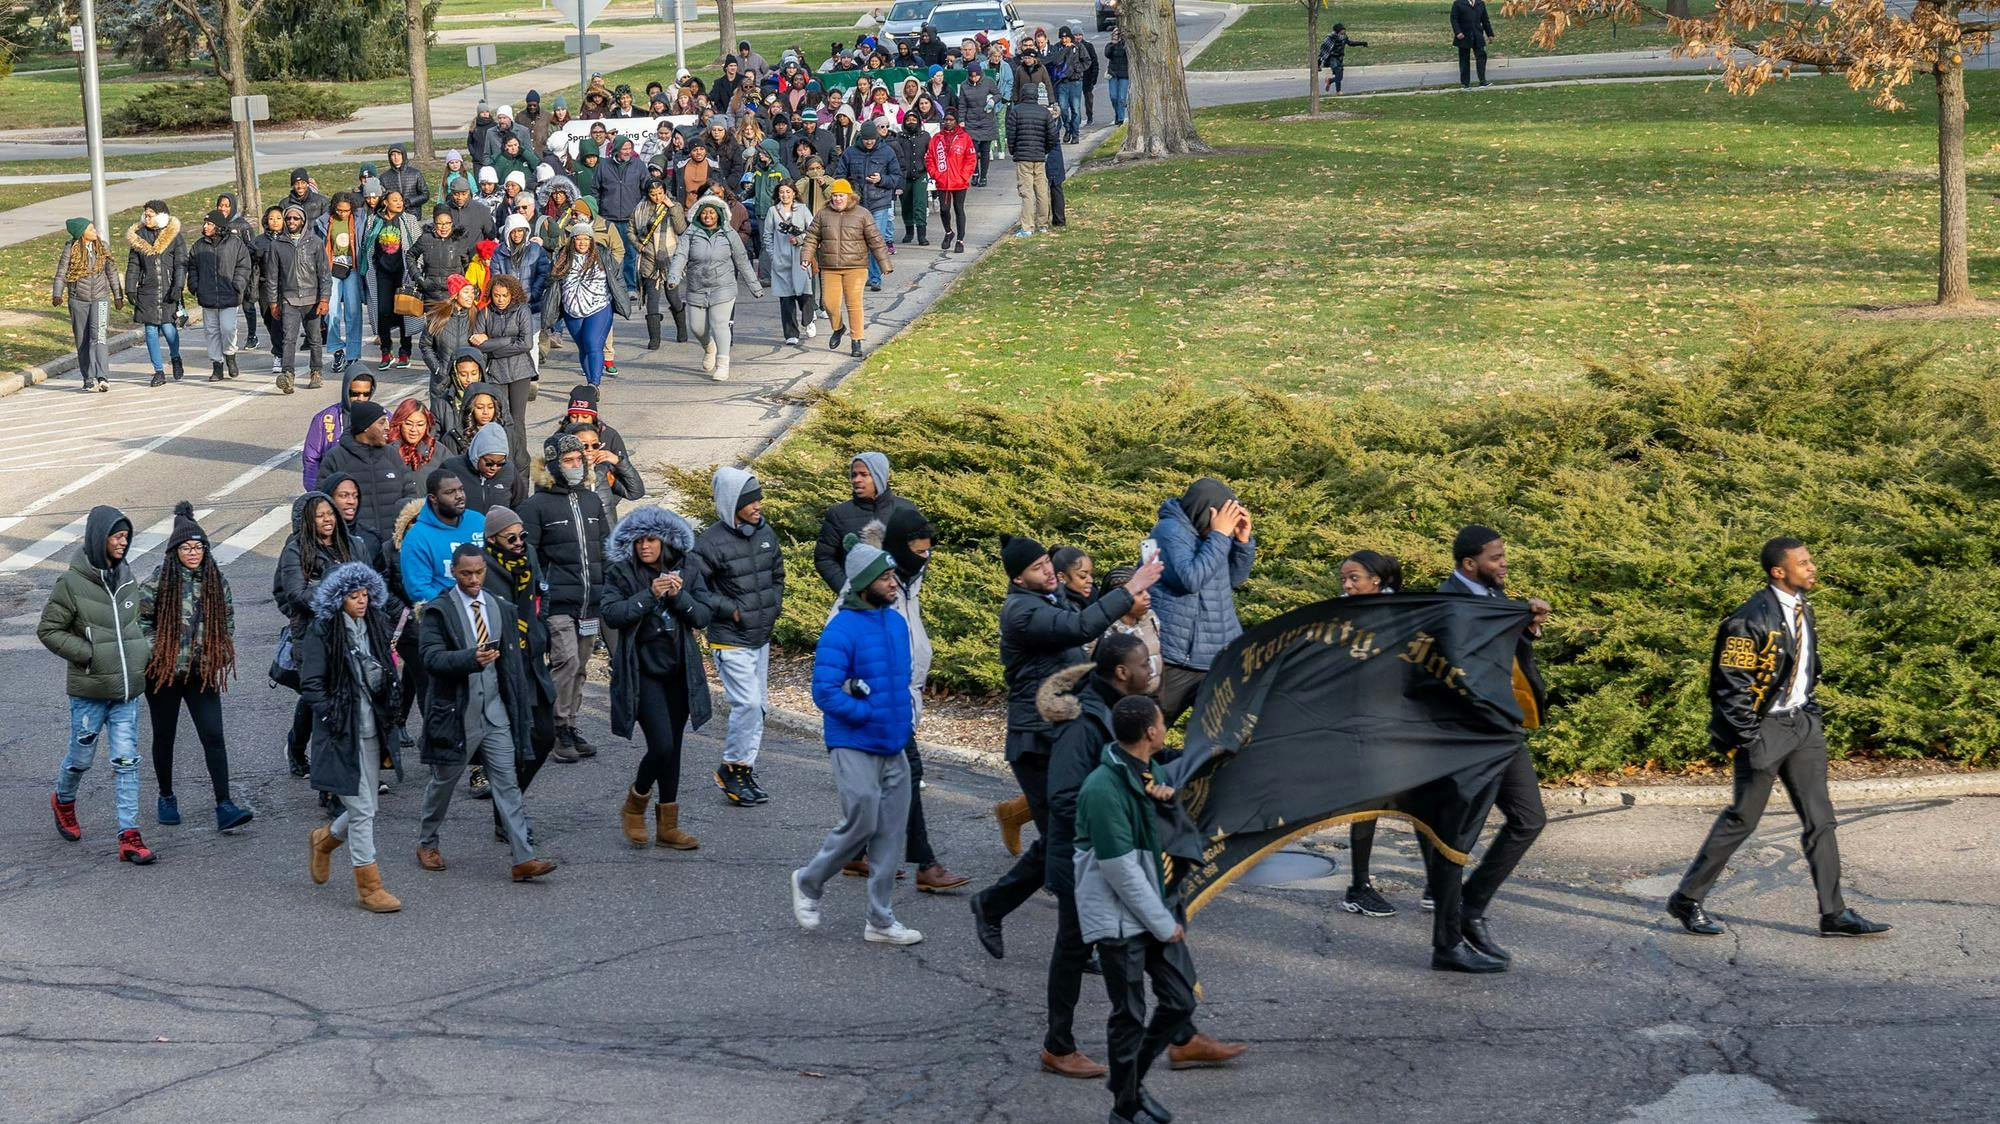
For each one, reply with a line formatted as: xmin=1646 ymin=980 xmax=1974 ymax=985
xmin=1149 ymin=498 xmax=1256 ymax=671
xmin=812 ymin=603 xmax=914 ymax=754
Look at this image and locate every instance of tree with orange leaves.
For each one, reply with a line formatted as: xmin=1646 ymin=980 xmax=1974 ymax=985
xmin=1502 ymin=0 xmax=1989 ymax=308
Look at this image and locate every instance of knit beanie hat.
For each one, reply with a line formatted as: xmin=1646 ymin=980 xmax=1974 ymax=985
xmin=1000 ymin=533 xmax=1047 ymax=580
xmin=447 ymin=274 xmax=472 ymax=298
xmin=537 ymin=162 xmax=556 ymax=183
xmin=566 ymin=220 xmax=594 ymax=238
xmin=552 ymin=95 xmax=568 ymax=110
xmin=544 ymin=431 xmax=584 ymax=460
xmin=204 ymin=209 xmax=227 ymax=229
xmin=361 ymin=175 xmax=383 ymax=198
xmin=165 ymin=500 xmax=208 ymax=552
xmin=348 ymin=399 xmax=387 ymax=433
xmin=843 ymin=533 xmax=894 ymax=595
xmin=469 ymin=421 xmax=510 ymax=462
xmin=505 ymin=170 xmax=527 ymax=189
xmin=477 ymin=165 xmax=498 ymax=184
xmin=565 ymin=385 xmax=599 ymax=417
xmin=445 ymin=149 xmax=463 ymax=165
xmin=485 ymin=504 xmax=523 ymax=536
xmin=65 ymin=217 xmax=89 ymax=240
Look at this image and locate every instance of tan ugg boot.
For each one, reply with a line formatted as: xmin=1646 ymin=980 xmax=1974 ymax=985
xmin=309 ymin=825 xmax=341 ymax=885
xmin=994 ymin=796 xmax=1032 ymax=856
xmin=353 ymin=862 xmax=402 ymax=913
xmin=621 ymin=787 xmax=651 ymax=847
xmin=655 ymin=802 xmax=699 ymax=850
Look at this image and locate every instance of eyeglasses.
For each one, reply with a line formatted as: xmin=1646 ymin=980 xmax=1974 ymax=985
xmin=493 ymin=531 xmax=524 ymax=545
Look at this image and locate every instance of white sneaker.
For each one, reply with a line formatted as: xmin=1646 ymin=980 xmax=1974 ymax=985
xmin=784 ymin=336 xmax=800 ymax=346
xmin=864 ymin=920 xmax=924 ymax=946
xmin=791 ymin=869 xmax=821 ymax=931
xmin=805 ymin=322 xmax=818 ymax=338
xmin=711 ymin=363 xmax=729 ymax=382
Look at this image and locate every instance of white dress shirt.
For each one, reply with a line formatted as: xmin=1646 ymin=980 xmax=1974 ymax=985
xmin=1769 ymin=585 xmax=1813 ymax=713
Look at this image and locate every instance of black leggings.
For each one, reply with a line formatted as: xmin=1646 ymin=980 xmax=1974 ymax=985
xmin=936 ymin=189 xmax=968 ymax=242
xmin=777 ymin=294 xmax=813 ymax=339
xmin=287 ymin=696 xmax=312 ymax=770
xmin=974 ymin=139 xmax=991 ymax=182
xmin=1350 ymin=819 xmax=1376 ymax=886
xmin=375 ymin=284 xmax=409 ymax=355
xmin=631 ymin=669 xmax=691 ymax=801
xmin=148 ymin=679 xmax=230 ymax=802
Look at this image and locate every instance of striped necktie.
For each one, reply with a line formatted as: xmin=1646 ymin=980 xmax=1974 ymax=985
xmin=471 ymin=598 xmax=490 ymax=647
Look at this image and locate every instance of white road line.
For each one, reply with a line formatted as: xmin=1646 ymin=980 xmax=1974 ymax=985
xmin=127 ymin=507 xmax=217 ymax=563
xmin=0 ymin=515 xmax=88 ymax=574
xmin=4 ymin=383 xmax=280 ymax=522
xmin=208 ymin=444 xmax=303 ymax=501
xmin=211 ymin=505 xmax=293 ymax=567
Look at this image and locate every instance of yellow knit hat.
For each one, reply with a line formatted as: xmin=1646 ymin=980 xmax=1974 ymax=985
xmin=830 ymin=178 xmax=854 ymax=196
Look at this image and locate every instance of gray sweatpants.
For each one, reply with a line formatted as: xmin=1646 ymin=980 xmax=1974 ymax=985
xmin=798 ymin=746 xmax=911 ymax=929
xmin=202 ymin=305 xmax=240 ymax=363
xmin=331 ymin=734 xmax=381 ymax=867
xmin=712 ymin=643 xmax=768 ymax=767
xmin=688 ymin=299 xmax=735 ymax=368
xmin=69 ymin=297 xmax=109 ymax=385
xmin=417 ymin=728 xmax=535 ymax=865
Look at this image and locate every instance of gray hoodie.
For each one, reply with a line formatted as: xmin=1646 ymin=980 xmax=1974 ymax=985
xmin=690 ymin=465 xmax=785 ymax=648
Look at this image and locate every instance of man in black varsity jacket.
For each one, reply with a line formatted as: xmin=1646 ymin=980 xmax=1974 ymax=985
xmin=1667 ymin=537 xmax=1891 ymax=939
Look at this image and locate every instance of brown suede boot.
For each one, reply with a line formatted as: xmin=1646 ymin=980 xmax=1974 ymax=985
xmin=994 ymin=795 xmax=1032 ymax=856
xmin=309 ymin=825 xmax=342 ymax=885
xmin=621 ymin=787 xmax=650 ymax=847
xmin=354 ymin=862 xmax=402 ymax=913
xmin=655 ymin=801 xmax=699 ymax=850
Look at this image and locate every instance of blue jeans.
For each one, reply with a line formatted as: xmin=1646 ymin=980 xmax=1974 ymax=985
xmin=1057 ymin=80 xmax=1084 ymax=138
xmin=869 ymin=207 xmax=894 ymax=286
xmin=327 ymin=272 xmax=364 ymax=359
xmin=56 ymin=696 xmax=143 ymax=832
xmin=611 ymin=219 xmax=639 ymax=290
xmin=142 ymin=321 xmax=180 ymax=372
xmin=564 ymin=305 xmax=614 ymax=386
xmin=1109 ymin=78 xmax=1130 ymax=124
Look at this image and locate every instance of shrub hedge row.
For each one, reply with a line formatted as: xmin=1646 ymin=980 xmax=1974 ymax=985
xmin=667 ymin=321 xmax=2000 ymax=774
xmin=107 ymin=82 xmax=356 ymax=136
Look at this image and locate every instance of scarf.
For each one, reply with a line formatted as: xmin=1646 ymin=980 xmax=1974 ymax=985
xmin=491 ymin=549 xmax=535 ymax=647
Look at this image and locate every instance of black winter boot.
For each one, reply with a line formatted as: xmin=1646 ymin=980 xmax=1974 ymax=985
xmin=671 ymin=305 xmax=689 ymax=343
xmin=224 ymin=353 xmax=240 ymax=379
xmin=209 ymin=362 xmax=226 ymax=382
xmin=917 ymin=224 xmax=929 ymax=246
xmin=646 ymin=314 xmax=663 ymax=350
xmin=170 ymin=355 xmax=184 ymax=380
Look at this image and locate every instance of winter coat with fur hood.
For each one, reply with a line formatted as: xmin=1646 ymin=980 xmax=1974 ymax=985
xmin=601 ymin=506 xmax=714 ymax=740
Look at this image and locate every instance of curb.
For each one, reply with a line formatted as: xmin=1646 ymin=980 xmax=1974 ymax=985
xmin=0 ymin=307 xmax=207 ymax=399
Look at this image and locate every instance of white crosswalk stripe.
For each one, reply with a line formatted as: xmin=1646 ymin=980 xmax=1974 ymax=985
xmin=0 ymin=515 xmax=87 ymax=574
xmin=211 ymin=505 xmax=296 ymax=567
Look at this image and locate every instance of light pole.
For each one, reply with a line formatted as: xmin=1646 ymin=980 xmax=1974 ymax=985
xmin=76 ymin=0 xmax=110 ymax=239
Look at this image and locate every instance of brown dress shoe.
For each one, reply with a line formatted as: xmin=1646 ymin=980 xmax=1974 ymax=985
xmin=1039 ymin=1049 xmax=1108 ymax=1079
xmin=511 ymin=858 xmax=557 ymax=881
xmin=417 ymin=846 xmax=446 ymax=872
xmin=1168 ymin=1033 xmax=1248 ymax=1069
xmin=915 ymin=863 xmax=971 ymax=893
xmin=842 ymin=859 xmax=905 ymax=879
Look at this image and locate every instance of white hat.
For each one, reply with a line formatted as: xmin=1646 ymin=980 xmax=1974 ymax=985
xmin=496 ymin=104 xmax=514 ymax=118
xmin=477 ymin=165 xmax=498 ymax=183
xmin=536 ymin=162 xmax=555 ymax=183
xmin=505 ymin=170 xmax=526 ymax=188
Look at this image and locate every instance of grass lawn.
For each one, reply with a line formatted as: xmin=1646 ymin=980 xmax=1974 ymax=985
xmin=0 ymin=170 xmax=294 ymax=374
xmin=551 ymin=25 xmax=855 ymax=100
xmin=338 ymin=40 xmax=579 ymax=108
xmin=1189 ymin=0 xmax=1699 ymax=72
xmin=0 ymin=151 xmax=215 ymax=214
xmin=840 ymin=72 xmax=2000 ymax=406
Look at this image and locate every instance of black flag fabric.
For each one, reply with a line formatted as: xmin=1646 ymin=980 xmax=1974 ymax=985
xmin=1159 ymin=593 xmax=1535 ymax=915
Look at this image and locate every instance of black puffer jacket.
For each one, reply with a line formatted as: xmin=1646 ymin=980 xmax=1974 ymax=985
xmin=813 ymin=493 xmax=919 ymax=592
xmin=123 ymin=218 xmax=187 ymax=326
xmin=691 ymin=467 xmax=784 ymax=648
xmin=519 ymin=459 xmax=608 ymax=618
xmin=443 ymin=450 xmax=528 ymax=517
xmin=273 ymin=492 xmax=357 ymax=641
xmin=315 ymin=435 xmax=421 ymax=541
xmin=186 ymin=227 xmax=252 ymax=309
xmin=1006 ymin=100 xmax=1061 ymax=163
xmin=410 ymin=227 xmax=470 ymax=301
xmin=602 ymin=506 xmax=714 ymax=740
xmin=998 ymin=584 xmax=1135 ymax=750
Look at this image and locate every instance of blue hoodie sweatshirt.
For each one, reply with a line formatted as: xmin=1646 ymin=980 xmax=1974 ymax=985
xmin=399 ymin=502 xmax=486 ymax=604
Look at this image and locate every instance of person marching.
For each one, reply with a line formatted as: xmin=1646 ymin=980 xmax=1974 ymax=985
xmin=802 ymin=179 xmax=891 ymax=359
xmin=140 ymin=503 xmax=251 ymax=833
xmin=52 ymin=218 xmax=124 ymax=392
xmin=124 ymin=200 xmax=188 ymax=386
xmin=1667 ymin=538 xmax=1892 ymax=940
xmin=302 ymin=561 xmax=405 ymax=913
xmin=605 ymin=506 xmax=715 ymax=850
xmin=1337 ymin=549 xmax=1401 ymax=918
xmin=186 ymin=208 xmax=253 ymax=382
xmin=692 ymin=468 xmax=784 ymax=806
xmin=543 ymin=220 xmax=630 ymax=387
xmin=669 ymin=195 xmax=764 ymax=382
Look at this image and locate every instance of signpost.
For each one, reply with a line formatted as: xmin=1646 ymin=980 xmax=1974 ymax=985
xmin=551 ymin=0 xmax=610 ymax=99
xmin=466 ymin=44 xmax=498 ymax=106
xmin=229 ymin=94 xmax=270 ymax=216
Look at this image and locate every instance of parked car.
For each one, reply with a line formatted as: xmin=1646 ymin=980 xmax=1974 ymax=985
xmin=1095 ymin=0 xmax=1119 ymax=31
xmin=882 ymin=0 xmax=942 ymax=45
xmin=922 ymin=0 xmax=1029 ymax=55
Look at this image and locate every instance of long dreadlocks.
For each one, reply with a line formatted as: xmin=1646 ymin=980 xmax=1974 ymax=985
xmin=145 ymin=543 xmax=236 ymax=692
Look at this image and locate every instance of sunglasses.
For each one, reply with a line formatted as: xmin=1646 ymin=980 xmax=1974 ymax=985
xmin=579 ymin=441 xmax=603 ymax=451
xmin=493 ymin=531 xmax=524 ymax=545
xmin=350 ymin=390 xmax=373 ymax=399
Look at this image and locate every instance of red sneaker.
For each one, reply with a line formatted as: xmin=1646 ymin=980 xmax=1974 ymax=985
xmin=118 ymin=829 xmax=156 ymax=865
xmin=51 ymin=793 xmax=80 ymax=841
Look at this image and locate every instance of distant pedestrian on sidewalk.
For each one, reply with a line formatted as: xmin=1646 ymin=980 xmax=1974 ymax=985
xmin=187 ymin=209 xmax=252 ymax=382
xmin=51 ymin=218 xmax=123 ymax=393
xmin=302 ymin=561 xmax=404 ymax=912
xmin=125 ymin=200 xmax=188 ymax=386
xmin=1318 ymin=23 xmax=1368 ymax=94
xmin=802 ymin=179 xmax=891 ymax=358
xmin=140 ymin=503 xmax=252 ymax=834
xmin=40 ymin=506 xmax=155 ymax=863
xmin=790 ymin=534 xmax=924 ymax=946
xmin=1006 ymin=74 xmax=1060 ymax=236
xmin=1451 ymin=0 xmax=1495 ymax=88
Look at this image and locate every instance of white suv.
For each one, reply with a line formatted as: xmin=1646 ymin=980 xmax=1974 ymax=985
xmin=923 ymin=0 xmax=1029 ymax=55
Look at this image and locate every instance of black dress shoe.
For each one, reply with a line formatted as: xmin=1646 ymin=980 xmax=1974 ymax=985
xmin=1820 ymin=908 xmax=1892 ymax=937
xmin=1138 ymin=1085 xmax=1173 ymax=1123
xmin=970 ymin=894 xmax=1004 ymax=959
xmin=1430 ymin=940 xmax=1507 ymax=973
xmin=1667 ymin=893 xmax=1726 ymax=936
xmin=1462 ymin=916 xmax=1511 ymax=962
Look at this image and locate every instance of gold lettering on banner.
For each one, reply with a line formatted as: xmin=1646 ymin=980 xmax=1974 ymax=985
xmin=1398 ymin=630 xmax=1473 ymax=697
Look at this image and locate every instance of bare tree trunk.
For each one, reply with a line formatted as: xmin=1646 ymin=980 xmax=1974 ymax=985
xmin=1664 ymin=0 xmax=1690 ymax=18
xmin=1120 ymin=0 xmax=1207 ymax=159
xmin=1934 ymin=63 xmax=1970 ymax=306
xmin=406 ymin=0 xmax=436 ymax=176
xmin=218 ymin=0 xmax=258 ymax=216
xmin=1306 ymin=2 xmax=1320 ymax=116
xmin=715 ymin=0 xmax=738 ymax=69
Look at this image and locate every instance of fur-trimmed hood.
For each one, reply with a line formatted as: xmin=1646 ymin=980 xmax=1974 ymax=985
xmin=392 ymin=497 xmax=427 ymax=549
xmin=1035 ymin=662 xmax=1093 ymax=724
xmin=126 ymin=216 xmax=181 ymax=255
xmin=310 ymin=561 xmax=387 ymax=620
xmin=606 ymin=505 xmax=695 ymax=563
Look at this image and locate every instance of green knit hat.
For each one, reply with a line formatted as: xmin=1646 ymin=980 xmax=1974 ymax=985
xmin=65 ymin=217 xmax=89 ymax=240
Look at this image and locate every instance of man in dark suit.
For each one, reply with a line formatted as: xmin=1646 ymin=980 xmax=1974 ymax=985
xmin=1427 ymin=524 xmax=1550 ymax=973
xmin=1450 ymin=0 xmax=1496 ymax=88
xmin=1667 ymin=538 xmax=1890 ymax=939
xmin=415 ymin=543 xmax=557 ymax=882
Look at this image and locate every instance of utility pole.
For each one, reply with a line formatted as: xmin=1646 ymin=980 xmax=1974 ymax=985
xmin=76 ymin=0 xmax=110 ymax=238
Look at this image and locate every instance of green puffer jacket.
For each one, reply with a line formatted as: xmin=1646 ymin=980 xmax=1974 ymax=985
xmin=37 ymin=505 xmax=150 ymax=701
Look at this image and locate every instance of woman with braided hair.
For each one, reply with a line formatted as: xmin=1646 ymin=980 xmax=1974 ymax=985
xmin=140 ymin=502 xmax=253 ymax=832
xmin=274 ymin=491 xmax=354 ymax=778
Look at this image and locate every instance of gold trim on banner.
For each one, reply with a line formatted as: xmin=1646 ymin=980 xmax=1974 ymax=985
xmin=1185 ymin=810 xmax=1472 ymax=917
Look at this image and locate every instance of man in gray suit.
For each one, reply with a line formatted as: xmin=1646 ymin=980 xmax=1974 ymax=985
xmin=415 ymin=543 xmax=557 ymax=881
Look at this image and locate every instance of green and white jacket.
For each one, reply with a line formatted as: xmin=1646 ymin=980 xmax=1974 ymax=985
xmin=1072 ymin=743 xmax=1181 ymax=945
